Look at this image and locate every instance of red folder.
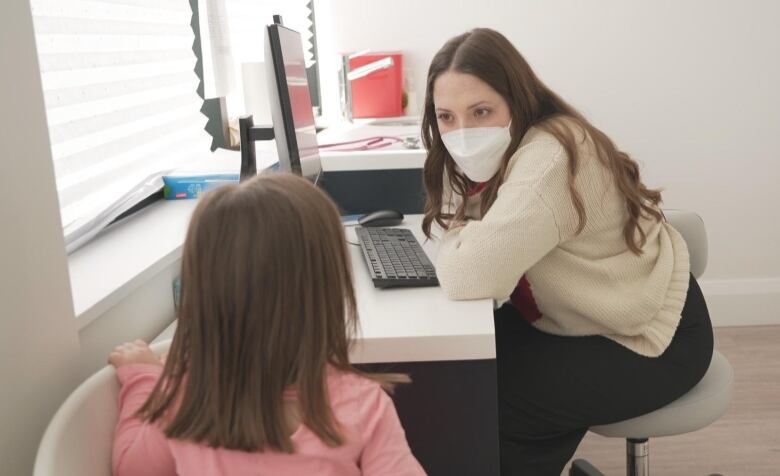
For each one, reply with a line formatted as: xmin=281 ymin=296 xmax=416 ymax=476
xmin=349 ymin=52 xmax=403 ymax=118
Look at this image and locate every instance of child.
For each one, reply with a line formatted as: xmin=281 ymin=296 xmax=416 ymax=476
xmin=109 ymin=174 xmax=425 ymax=476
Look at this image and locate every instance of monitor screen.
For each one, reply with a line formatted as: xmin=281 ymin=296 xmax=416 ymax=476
xmin=265 ymin=22 xmax=321 ymax=181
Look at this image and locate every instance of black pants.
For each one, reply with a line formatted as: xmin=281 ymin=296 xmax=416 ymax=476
xmin=495 ymin=274 xmax=713 ymax=475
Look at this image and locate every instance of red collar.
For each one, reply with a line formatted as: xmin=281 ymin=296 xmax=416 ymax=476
xmin=468 ymin=181 xmax=489 ymax=197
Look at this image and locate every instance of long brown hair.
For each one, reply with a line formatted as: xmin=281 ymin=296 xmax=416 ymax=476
xmin=422 ymin=28 xmax=662 ymax=254
xmin=138 ymin=174 xmax=360 ymax=452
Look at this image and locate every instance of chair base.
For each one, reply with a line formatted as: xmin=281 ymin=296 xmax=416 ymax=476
xmin=570 ymin=437 xmax=729 ymax=476
xmin=570 ymin=438 xmax=648 ymax=476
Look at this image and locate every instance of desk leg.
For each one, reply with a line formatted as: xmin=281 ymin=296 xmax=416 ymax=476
xmin=357 ymin=359 xmax=499 ymax=476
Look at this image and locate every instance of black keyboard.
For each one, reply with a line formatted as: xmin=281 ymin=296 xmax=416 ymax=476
xmin=355 ymin=227 xmax=439 ymax=288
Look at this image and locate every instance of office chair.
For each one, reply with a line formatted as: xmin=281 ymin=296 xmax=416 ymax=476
xmin=570 ymin=210 xmax=734 ymax=476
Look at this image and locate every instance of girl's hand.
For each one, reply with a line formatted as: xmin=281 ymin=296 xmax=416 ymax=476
xmin=108 ymin=340 xmax=163 ymax=369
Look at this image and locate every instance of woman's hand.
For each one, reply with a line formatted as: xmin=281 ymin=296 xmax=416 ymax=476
xmin=108 ymin=340 xmax=163 ymax=369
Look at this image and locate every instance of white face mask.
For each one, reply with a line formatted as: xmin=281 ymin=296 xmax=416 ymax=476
xmin=441 ymin=123 xmax=512 ymax=182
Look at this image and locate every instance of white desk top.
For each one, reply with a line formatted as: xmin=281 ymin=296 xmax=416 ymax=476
xmin=344 ymin=215 xmax=495 ymax=363
xmin=318 ymin=121 xmax=426 ymax=172
xmin=155 ymin=215 xmax=495 ymax=364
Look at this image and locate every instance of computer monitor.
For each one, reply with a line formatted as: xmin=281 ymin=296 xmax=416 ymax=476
xmin=264 ymin=18 xmax=321 ymax=181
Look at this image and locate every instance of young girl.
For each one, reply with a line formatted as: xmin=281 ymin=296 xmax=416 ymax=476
xmin=108 ymin=174 xmax=425 ymax=475
xmin=422 ymin=29 xmax=713 ymax=474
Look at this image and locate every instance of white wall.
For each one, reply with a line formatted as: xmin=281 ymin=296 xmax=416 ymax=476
xmin=0 ymin=5 xmax=176 ymax=470
xmin=323 ymin=0 xmax=780 ymax=325
xmin=0 ymin=2 xmax=80 ymax=473
xmin=76 ymin=263 xmax=179 ymax=382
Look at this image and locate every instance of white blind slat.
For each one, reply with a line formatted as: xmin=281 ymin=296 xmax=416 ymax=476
xmin=38 ymin=50 xmax=194 ymax=71
xmin=32 ymin=0 xmax=186 ymax=25
xmin=33 ymin=16 xmax=192 ymax=37
xmin=46 ymin=76 xmax=198 ymax=122
xmin=49 ymin=94 xmax=196 ymax=144
xmin=41 ymin=59 xmax=196 ymax=90
xmin=58 ymin=130 xmax=211 ymax=210
xmin=55 ymin=111 xmax=207 ymax=188
xmin=52 ymin=105 xmax=205 ymax=160
xmin=36 ymin=34 xmax=193 ymax=55
xmin=56 ymin=127 xmax=210 ymax=220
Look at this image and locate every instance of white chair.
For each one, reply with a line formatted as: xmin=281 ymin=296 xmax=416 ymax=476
xmin=570 ymin=210 xmax=734 ymax=476
xmin=33 ymin=340 xmax=172 ymax=476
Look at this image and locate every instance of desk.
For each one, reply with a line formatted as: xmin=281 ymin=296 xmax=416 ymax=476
xmin=316 ymin=122 xmax=428 ymax=215
xmin=155 ymin=216 xmax=499 ymax=476
xmin=318 ymin=120 xmax=425 ymax=171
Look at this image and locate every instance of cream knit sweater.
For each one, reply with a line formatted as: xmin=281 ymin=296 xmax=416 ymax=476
xmin=435 ymin=124 xmax=691 ymax=357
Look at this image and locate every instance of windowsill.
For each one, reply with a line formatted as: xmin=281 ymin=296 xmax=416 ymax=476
xmin=65 ymin=121 xmax=421 ymax=329
xmin=68 ymin=199 xmax=198 ymax=329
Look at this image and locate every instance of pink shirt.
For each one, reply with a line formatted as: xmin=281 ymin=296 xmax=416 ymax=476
xmin=113 ymin=364 xmax=426 ymax=476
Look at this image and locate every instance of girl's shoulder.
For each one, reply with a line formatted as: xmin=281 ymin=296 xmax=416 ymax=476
xmin=325 ymin=368 xmax=393 ymax=430
xmin=326 ymin=368 xmax=384 ymax=401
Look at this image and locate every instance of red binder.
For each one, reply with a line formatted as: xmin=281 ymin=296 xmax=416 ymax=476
xmin=349 ymin=52 xmax=403 ymax=118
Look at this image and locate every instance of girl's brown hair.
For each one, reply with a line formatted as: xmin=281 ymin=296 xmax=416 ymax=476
xmin=138 ymin=173 xmax=361 ymax=452
xmin=422 ymin=28 xmax=662 ymax=254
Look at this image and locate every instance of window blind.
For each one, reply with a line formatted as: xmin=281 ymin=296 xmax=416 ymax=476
xmin=30 ymin=0 xmax=212 ymax=252
xmin=198 ymin=0 xmax=315 ymax=116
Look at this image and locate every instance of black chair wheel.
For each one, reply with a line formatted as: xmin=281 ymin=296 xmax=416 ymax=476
xmin=569 ymin=459 xmax=605 ymax=476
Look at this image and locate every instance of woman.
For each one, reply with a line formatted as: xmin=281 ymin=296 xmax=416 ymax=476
xmin=421 ymin=28 xmax=713 ymax=475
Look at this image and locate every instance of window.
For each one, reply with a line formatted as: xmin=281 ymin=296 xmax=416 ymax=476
xmin=30 ymin=0 xmax=213 ymax=252
xmin=29 ymin=0 xmax=320 ymax=253
xmin=197 ymin=0 xmax=319 ymax=120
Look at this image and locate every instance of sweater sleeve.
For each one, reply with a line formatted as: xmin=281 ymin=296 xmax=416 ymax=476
xmin=112 ymin=364 xmax=176 ymax=476
xmin=435 ymin=145 xmax=565 ymax=301
xmin=359 ymin=387 xmax=426 ymax=476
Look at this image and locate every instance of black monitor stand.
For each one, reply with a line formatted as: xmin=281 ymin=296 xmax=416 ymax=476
xmin=239 ymin=114 xmax=275 ymax=181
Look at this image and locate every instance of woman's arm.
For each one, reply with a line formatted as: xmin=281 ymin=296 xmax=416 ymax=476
xmin=435 ymin=145 xmax=565 ymax=301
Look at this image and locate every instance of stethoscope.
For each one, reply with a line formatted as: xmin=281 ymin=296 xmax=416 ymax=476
xmin=318 ymin=135 xmax=421 ymax=152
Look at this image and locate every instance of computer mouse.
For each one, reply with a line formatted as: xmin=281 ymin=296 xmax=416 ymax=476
xmin=358 ymin=209 xmax=404 ymax=227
